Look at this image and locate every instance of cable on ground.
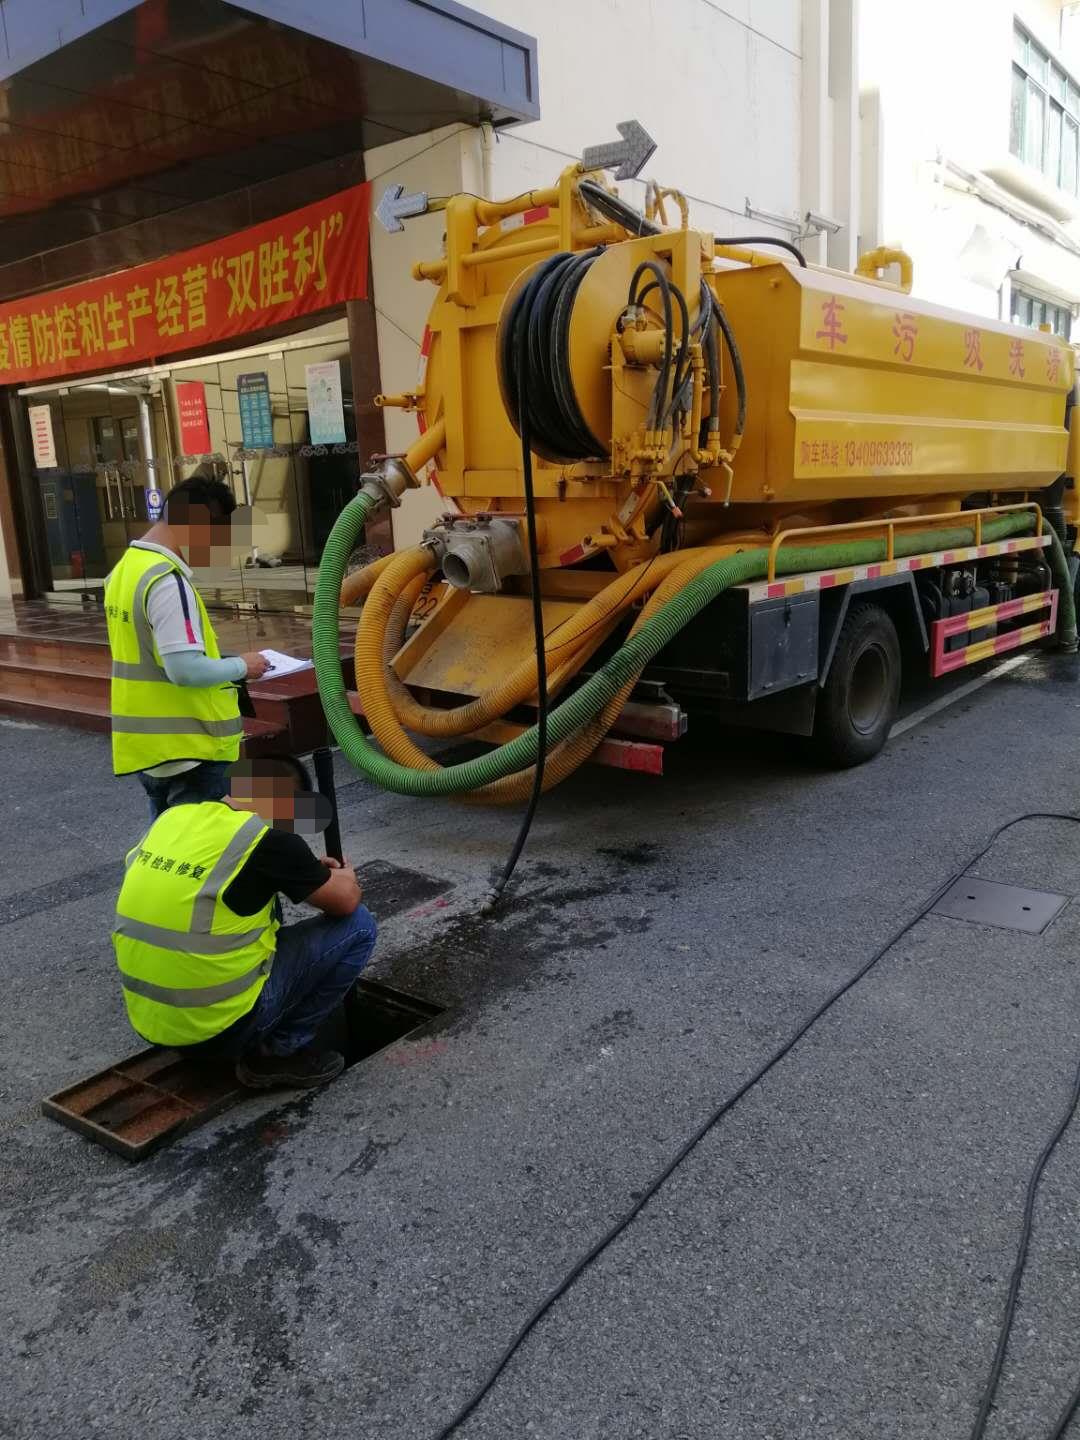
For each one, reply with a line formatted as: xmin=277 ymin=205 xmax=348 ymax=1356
xmin=433 ymin=812 xmax=1080 ymax=1438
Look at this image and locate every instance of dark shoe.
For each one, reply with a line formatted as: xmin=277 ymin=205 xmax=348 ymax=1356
xmin=236 ymin=1045 xmax=345 ymax=1090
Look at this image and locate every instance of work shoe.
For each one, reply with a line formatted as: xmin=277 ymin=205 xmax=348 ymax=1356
xmin=236 ymin=1045 xmax=345 ymax=1090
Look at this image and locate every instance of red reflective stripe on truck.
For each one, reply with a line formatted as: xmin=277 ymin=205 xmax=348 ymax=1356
xmin=591 ymin=738 xmax=664 ymax=775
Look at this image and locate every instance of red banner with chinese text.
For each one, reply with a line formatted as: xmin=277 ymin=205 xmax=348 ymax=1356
xmin=0 ymin=182 xmax=371 ymax=386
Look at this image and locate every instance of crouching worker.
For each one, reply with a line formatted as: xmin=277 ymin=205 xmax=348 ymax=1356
xmin=112 ymin=758 xmax=376 ymax=1090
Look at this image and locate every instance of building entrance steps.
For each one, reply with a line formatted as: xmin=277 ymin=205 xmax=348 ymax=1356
xmin=0 ymin=600 xmax=357 ymax=754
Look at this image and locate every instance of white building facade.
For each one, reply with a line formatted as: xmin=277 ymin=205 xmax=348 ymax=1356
xmin=861 ymin=0 xmax=1080 ymax=339
xmin=365 ymin=0 xmax=859 ymax=544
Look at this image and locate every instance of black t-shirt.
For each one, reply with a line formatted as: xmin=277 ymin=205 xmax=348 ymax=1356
xmin=222 ymin=827 xmax=329 ymax=916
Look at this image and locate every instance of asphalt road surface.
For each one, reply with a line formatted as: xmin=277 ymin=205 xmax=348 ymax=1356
xmin=3 ymin=650 xmax=1080 ymax=1440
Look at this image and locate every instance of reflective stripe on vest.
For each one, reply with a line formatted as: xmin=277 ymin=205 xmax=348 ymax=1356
xmin=105 ymin=547 xmax=242 ymax=776
xmin=120 ymin=959 xmax=269 ymax=1008
xmin=113 ymin=807 xmax=276 ymax=1044
xmin=112 ymin=715 xmax=244 ymax=737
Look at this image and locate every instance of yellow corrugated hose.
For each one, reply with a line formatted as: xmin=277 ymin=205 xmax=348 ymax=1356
xmin=354 ymin=546 xmax=720 ymax=741
xmin=349 ymin=544 xmax=732 ymax=805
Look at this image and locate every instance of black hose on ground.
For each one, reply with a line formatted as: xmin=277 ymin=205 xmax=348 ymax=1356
xmin=481 ymin=264 xmax=551 ymax=914
xmin=433 ymin=813 xmax=1080 ymax=1440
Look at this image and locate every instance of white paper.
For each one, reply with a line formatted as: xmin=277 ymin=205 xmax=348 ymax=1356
xmin=259 ymin=648 xmax=313 ymax=677
xmin=28 ymin=404 xmax=57 ymax=469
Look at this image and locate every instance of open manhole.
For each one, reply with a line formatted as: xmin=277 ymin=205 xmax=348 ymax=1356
xmin=42 ymin=979 xmax=445 ymax=1161
xmin=315 ymin=978 xmax=446 ymax=1068
xmin=932 ymin=877 xmax=1070 ymax=934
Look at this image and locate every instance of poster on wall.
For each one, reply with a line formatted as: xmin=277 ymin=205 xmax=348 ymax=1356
xmin=175 ymin=380 xmax=212 ymax=456
xmin=28 ymin=404 xmax=57 ymax=469
xmin=305 ymin=360 xmax=346 ymax=446
xmin=237 ymin=372 xmax=274 ymax=449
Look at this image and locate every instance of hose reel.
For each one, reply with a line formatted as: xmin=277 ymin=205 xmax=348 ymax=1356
xmin=497 ymin=248 xmax=608 ymax=463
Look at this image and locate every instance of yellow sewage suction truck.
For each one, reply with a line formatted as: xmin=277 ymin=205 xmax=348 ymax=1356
xmin=311 ymin=130 xmax=1080 ymax=805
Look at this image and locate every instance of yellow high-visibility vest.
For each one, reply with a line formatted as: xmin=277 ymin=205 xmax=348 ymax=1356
xmin=113 ymin=801 xmax=278 ymax=1046
xmin=105 ymin=545 xmax=243 ymax=776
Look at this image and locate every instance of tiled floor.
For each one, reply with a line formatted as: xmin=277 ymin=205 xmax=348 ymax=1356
xmin=0 ymin=598 xmax=319 ymax=654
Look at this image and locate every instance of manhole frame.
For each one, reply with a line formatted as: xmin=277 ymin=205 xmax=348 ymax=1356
xmin=931 ymin=876 xmax=1070 ymax=935
xmin=41 ymin=977 xmax=448 ymax=1161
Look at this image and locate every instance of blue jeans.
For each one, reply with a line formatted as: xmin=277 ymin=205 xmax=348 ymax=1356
xmin=138 ymin=759 xmax=231 ymax=820
xmin=198 ymin=907 xmax=378 ymax=1059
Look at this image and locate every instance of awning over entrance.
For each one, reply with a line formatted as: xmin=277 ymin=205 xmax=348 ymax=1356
xmin=0 ymin=0 xmax=538 ymax=282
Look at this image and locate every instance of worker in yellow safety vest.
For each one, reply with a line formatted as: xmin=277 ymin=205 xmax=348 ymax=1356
xmin=104 ymin=466 xmax=269 ymax=818
xmin=113 ymin=757 xmax=376 ymax=1089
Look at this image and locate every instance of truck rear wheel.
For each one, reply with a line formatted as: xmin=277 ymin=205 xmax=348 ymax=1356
xmin=814 ymin=603 xmax=901 ymax=767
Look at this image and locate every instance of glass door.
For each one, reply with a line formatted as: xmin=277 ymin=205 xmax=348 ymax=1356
xmin=17 ymin=377 xmax=169 ymax=601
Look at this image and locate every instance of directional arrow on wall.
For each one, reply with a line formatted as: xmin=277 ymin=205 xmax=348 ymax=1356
xmin=581 ymin=120 xmax=657 ymax=180
xmin=375 ymin=183 xmax=430 ymax=233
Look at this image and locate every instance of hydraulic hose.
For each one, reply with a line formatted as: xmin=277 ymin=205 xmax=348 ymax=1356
xmin=315 ymin=505 xmax=1070 ymax=800
xmin=578 ymin=179 xmax=661 ymax=238
xmin=711 ymin=298 xmax=747 ymax=447
xmin=715 ymin=234 xmax=807 ymax=266
xmin=627 ymin=261 xmax=674 ymax=431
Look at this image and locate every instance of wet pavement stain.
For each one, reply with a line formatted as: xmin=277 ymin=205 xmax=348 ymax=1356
xmin=584 ymin=1009 xmax=644 ymax=1047
xmin=596 ymin=842 xmax=662 ymax=867
xmin=16 ymin=1093 xmax=331 ymax=1412
xmin=359 ymin=860 xmax=452 ymax=921
xmin=333 ymin=1134 xmax=402 ymax=1183
xmin=372 ymin=865 xmax=656 ymax=1020
xmin=0 ymin=860 xmax=122 ymax=926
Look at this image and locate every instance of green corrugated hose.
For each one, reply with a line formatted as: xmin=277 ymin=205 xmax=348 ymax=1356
xmin=313 ymin=498 xmax=1075 ymax=798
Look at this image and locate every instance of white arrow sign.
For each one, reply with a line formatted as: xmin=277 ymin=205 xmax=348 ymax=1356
xmin=375 ymin=183 xmax=430 ymax=233
xmin=581 ymin=120 xmax=657 ymax=180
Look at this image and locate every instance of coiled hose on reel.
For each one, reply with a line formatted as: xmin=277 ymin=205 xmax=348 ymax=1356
xmin=312 ymin=504 xmax=1076 ymax=801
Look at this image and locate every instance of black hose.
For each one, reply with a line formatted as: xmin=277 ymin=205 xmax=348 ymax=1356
xmin=628 ymin=261 xmax=674 ymax=431
xmin=481 ymin=278 xmax=550 ymax=914
xmin=702 ymin=285 xmax=721 ymax=445
xmin=968 ymin=1030 xmax=1080 ymax=1439
xmin=632 ymin=276 xmax=695 ymax=427
xmin=578 ymin=178 xmax=661 ymax=237
xmin=711 ymin=299 xmax=747 ymax=441
xmin=715 ymin=233 xmax=807 ymax=266
xmin=578 ymin=181 xmax=806 ymax=273
xmin=662 ymin=282 xmax=692 ymax=426
xmin=439 ymin=812 xmax=1080 ymax=1438
xmin=500 ymin=250 xmax=606 ymax=461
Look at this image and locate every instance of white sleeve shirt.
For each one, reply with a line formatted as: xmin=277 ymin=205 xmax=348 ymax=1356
xmin=145 ymin=568 xmax=207 ymax=654
xmin=132 ymin=541 xmax=206 ymax=654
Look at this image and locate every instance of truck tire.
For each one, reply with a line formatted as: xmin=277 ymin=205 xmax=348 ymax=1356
xmin=814 ymin=603 xmax=901 ymax=767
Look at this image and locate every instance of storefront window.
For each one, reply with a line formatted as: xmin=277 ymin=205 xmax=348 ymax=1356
xmin=16 ymin=315 xmax=364 ymax=613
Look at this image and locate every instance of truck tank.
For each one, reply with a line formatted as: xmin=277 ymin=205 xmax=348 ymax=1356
xmin=312 ymin=161 xmax=1078 ymax=803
